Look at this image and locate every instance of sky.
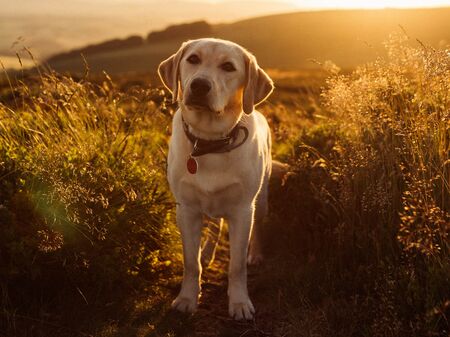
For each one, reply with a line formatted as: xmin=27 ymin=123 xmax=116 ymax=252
xmin=183 ymin=0 xmax=450 ymax=9
xmin=1 ymin=0 xmax=449 ymax=63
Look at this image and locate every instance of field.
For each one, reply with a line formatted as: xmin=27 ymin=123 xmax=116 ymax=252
xmin=0 ymin=34 xmax=449 ymax=337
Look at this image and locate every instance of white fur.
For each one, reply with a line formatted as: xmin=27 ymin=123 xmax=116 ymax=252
xmin=158 ymin=38 xmax=273 ymax=320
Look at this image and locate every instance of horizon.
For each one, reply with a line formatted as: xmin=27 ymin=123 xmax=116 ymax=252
xmin=1 ymin=2 xmax=449 ymax=69
xmin=197 ymin=0 xmax=450 ymax=10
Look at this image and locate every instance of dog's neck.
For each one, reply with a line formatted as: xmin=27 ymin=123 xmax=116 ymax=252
xmin=181 ymin=115 xmax=249 ymax=157
xmin=181 ymin=113 xmax=244 ymax=141
xmin=186 ymin=123 xmax=233 ymax=141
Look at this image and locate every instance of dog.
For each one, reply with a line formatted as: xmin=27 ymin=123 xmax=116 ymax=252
xmin=158 ymin=38 xmax=274 ymax=320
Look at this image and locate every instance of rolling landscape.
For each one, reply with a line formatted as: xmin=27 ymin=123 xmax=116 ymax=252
xmin=0 ymin=0 xmax=296 ymax=62
xmin=39 ymin=7 xmax=450 ymax=74
xmin=0 ymin=3 xmax=449 ymax=337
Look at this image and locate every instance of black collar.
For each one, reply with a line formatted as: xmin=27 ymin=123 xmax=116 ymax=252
xmin=182 ymin=117 xmax=249 ymax=157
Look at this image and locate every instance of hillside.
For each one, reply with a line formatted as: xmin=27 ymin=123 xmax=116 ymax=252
xmin=44 ymin=7 xmax=450 ymax=74
xmin=0 ymin=0 xmax=295 ymax=61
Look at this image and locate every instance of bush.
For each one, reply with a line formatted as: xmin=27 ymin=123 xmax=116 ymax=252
xmin=0 ymin=71 xmax=176 ymax=334
xmin=268 ymin=33 xmax=449 ymax=336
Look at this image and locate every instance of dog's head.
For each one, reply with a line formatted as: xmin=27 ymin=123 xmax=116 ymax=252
xmin=158 ymin=38 xmax=273 ymax=137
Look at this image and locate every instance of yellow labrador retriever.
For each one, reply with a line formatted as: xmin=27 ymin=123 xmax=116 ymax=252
xmin=158 ymin=38 xmax=273 ymax=320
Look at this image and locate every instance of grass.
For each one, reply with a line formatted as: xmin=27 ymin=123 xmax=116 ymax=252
xmin=0 ymin=68 xmax=180 ymax=336
xmin=264 ymin=33 xmax=449 ymax=336
xmin=0 ymin=34 xmax=449 ymax=336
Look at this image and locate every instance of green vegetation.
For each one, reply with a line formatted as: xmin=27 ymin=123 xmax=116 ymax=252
xmin=0 ymin=35 xmax=448 ymax=336
xmin=0 ymin=70 xmax=179 ymax=335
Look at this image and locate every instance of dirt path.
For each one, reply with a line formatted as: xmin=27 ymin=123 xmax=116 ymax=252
xmin=129 ymin=227 xmax=293 ymax=337
xmin=184 ymin=239 xmax=286 ymax=337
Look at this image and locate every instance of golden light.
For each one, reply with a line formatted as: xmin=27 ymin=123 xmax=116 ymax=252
xmin=289 ymin=0 xmax=450 ymax=9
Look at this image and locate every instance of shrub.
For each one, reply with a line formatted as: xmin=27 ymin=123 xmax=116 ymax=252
xmin=323 ymin=32 xmax=449 ymax=260
xmin=0 ymin=71 xmax=176 ymax=334
xmin=269 ymin=33 xmax=449 ymax=335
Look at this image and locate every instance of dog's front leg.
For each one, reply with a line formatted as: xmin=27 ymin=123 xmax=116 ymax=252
xmin=172 ymin=204 xmax=203 ymax=313
xmin=227 ymin=205 xmax=255 ymax=320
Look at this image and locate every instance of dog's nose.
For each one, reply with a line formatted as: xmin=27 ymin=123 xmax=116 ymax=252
xmin=190 ymin=78 xmax=211 ymax=96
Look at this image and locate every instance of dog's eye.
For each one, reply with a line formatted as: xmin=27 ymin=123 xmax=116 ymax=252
xmin=220 ymin=62 xmax=236 ymax=72
xmin=187 ymin=54 xmax=200 ymax=64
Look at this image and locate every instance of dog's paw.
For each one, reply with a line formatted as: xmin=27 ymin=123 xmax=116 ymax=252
xmin=171 ymin=296 xmax=198 ymax=313
xmin=247 ymin=252 xmax=264 ymax=266
xmin=229 ymin=298 xmax=255 ymax=320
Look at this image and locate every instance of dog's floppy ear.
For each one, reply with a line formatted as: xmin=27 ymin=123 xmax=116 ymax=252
xmin=242 ymin=51 xmax=274 ymax=114
xmin=158 ymin=41 xmax=190 ymax=103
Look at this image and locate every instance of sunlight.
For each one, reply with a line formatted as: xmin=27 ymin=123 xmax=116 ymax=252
xmin=290 ymin=0 xmax=450 ymax=9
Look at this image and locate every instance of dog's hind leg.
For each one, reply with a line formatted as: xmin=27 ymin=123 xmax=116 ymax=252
xmin=201 ymin=216 xmax=223 ymax=268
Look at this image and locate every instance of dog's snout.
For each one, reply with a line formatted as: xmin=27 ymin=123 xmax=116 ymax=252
xmin=190 ymin=78 xmax=211 ymax=96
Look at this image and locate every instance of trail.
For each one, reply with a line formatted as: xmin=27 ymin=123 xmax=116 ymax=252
xmin=185 ymin=238 xmax=286 ymax=337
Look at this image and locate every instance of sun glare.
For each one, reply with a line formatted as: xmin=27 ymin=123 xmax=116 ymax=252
xmin=290 ymin=0 xmax=450 ymax=9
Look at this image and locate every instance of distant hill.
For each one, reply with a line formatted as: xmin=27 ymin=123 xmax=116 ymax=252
xmin=45 ymin=8 xmax=450 ymax=74
xmin=0 ymin=1 xmax=295 ymax=61
xmin=46 ymin=21 xmax=212 ymax=64
xmin=147 ymin=21 xmax=213 ymax=44
xmin=47 ymin=36 xmax=144 ymax=63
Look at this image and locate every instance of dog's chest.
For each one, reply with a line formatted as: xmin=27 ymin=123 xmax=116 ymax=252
xmin=185 ymin=176 xmax=242 ymax=218
xmin=171 ymin=154 xmax=247 ymax=216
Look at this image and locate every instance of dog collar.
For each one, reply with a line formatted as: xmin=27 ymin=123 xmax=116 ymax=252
xmin=182 ymin=117 xmax=249 ymax=158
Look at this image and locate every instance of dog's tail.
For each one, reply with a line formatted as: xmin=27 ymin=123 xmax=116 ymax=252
xmin=271 ymin=160 xmax=290 ymax=182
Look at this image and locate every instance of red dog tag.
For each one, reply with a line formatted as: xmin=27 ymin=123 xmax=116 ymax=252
xmin=187 ymin=157 xmax=198 ymax=174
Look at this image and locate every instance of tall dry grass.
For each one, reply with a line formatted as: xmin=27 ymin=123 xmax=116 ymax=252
xmin=267 ymin=33 xmax=449 ymax=336
xmin=0 ymin=69 xmax=177 ymax=335
xmin=324 ymin=32 xmax=449 ymax=258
